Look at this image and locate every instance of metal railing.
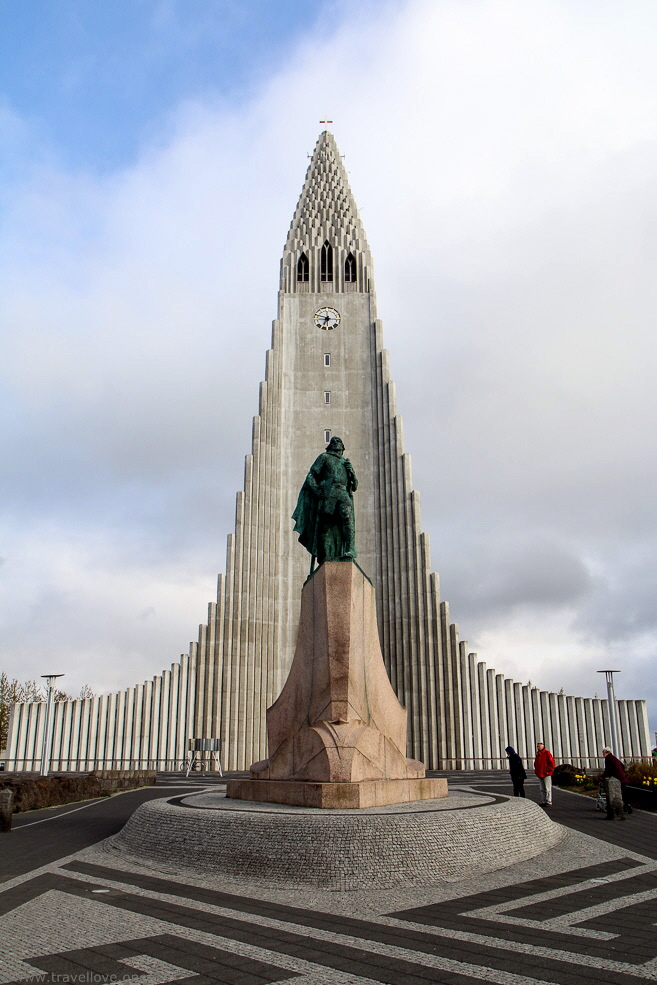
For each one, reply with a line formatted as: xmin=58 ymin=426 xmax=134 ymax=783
xmin=2 ymin=754 xmax=654 ymax=774
xmin=0 ymin=757 xmax=222 ymax=773
xmin=437 ymin=755 xmax=655 ymax=770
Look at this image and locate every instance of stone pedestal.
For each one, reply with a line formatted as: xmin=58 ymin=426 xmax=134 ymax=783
xmin=226 ymin=776 xmax=447 ymax=809
xmin=226 ymin=560 xmax=447 ymax=808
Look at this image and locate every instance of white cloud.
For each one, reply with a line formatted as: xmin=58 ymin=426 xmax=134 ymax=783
xmin=1 ymin=0 xmax=656 ymax=733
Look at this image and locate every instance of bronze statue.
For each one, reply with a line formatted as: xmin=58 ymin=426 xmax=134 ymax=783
xmin=292 ymin=436 xmax=358 ymax=566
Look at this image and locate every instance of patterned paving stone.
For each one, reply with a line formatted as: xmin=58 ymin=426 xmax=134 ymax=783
xmin=2 ymin=785 xmax=197 ymax=882
xmin=1 ymin=773 xmax=655 ymax=985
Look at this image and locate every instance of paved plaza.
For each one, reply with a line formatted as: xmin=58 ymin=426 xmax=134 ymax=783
xmin=1 ymin=772 xmax=655 ymax=984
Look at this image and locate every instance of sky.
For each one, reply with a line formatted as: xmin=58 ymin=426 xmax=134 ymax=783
xmin=1 ymin=0 xmax=656 ymax=739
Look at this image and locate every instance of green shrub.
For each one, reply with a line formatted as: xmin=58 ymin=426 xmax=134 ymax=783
xmin=553 ymin=764 xmax=600 ymax=791
xmin=553 ymin=763 xmax=577 ymax=786
xmin=625 ymin=759 xmax=657 ymax=789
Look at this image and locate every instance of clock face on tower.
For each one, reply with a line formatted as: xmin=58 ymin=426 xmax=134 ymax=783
xmin=314 ymin=306 xmax=341 ymax=330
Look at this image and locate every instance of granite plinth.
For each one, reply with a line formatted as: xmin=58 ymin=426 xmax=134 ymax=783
xmin=254 ymin=561 xmax=423 ymax=787
xmin=226 ymin=776 xmax=447 ymax=809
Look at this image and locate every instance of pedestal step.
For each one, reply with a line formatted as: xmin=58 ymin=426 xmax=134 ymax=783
xmin=226 ymin=776 xmax=448 ymax=808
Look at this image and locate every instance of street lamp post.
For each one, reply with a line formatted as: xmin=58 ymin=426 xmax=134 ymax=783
xmin=0 ymin=698 xmax=9 ymax=771
xmin=597 ymin=669 xmax=621 ymax=756
xmin=40 ymin=674 xmax=64 ymax=777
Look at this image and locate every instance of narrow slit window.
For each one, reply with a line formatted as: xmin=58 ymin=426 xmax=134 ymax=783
xmin=324 ymin=353 xmax=331 ymax=367
xmin=324 ymin=391 xmax=331 ymax=404
xmin=320 ymin=241 xmax=333 ymax=282
xmin=296 ymin=252 xmax=309 ymax=282
xmin=324 ymin=429 xmax=331 ymax=443
xmin=344 ymin=252 xmax=356 ymax=283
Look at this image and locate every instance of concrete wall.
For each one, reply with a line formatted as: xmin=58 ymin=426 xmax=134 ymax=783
xmin=5 ymin=645 xmax=650 ymax=772
xmin=5 ymin=652 xmax=198 ymax=771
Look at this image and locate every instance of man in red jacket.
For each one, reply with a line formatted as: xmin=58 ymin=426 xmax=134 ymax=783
xmin=534 ymin=742 xmax=556 ymax=807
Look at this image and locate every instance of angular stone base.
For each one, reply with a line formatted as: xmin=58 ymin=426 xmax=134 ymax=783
xmin=226 ymin=776 xmax=447 ymax=809
xmin=259 ymin=561 xmax=423 ymax=785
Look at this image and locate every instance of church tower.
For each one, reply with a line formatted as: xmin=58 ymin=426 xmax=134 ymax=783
xmin=6 ymin=132 xmax=650 ymax=775
xmin=192 ymin=130 xmax=454 ymax=769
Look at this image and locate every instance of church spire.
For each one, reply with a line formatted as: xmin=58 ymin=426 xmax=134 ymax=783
xmin=280 ymin=130 xmax=374 ymax=294
xmin=5 ymin=130 xmax=651 ymax=778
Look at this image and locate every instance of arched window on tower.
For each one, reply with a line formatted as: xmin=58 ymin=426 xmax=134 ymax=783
xmin=344 ymin=252 xmax=356 ymax=283
xmin=297 ymin=252 xmax=309 ymax=282
xmin=320 ymin=241 xmax=333 ymax=282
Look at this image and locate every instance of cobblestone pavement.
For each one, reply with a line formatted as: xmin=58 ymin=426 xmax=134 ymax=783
xmin=0 ymin=772 xmax=655 ymax=985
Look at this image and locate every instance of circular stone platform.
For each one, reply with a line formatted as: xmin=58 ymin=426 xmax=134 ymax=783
xmin=107 ymin=790 xmax=565 ymax=890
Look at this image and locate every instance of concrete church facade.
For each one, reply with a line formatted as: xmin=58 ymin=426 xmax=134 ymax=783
xmin=6 ymin=132 xmax=651 ymax=772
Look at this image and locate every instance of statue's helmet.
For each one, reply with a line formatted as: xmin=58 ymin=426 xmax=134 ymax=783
xmin=326 ymin=436 xmax=345 ymax=452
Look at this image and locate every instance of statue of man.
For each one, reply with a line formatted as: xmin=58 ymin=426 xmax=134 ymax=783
xmin=292 ymin=436 xmax=358 ymax=565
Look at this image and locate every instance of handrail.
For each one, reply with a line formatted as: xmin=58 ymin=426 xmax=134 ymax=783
xmin=1 ymin=754 xmax=654 ymax=772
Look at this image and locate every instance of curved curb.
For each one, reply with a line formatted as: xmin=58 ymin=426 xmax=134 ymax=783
xmin=108 ymin=791 xmax=566 ymax=890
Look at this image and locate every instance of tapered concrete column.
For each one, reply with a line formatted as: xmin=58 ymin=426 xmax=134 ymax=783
xmin=477 ymin=664 xmax=491 ymax=765
xmin=470 ymin=653 xmax=483 ymax=768
xmin=634 ymin=701 xmax=650 ymax=756
xmin=583 ymin=698 xmax=597 ymax=768
xmin=504 ymin=679 xmax=517 ymax=752
xmin=618 ymin=701 xmax=630 ymax=758
xmin=565 ymin=697 xmax=578 ymax=762
xmin=521 ymin=686 xmax=533 ymax=756
xmin=548 ymin=693 xmax=561 ymax=759
xmin=531 ymin=688 xmax=543 ymax=746
xmin=592 ymin=697 xmax=605 ymax=755
xmin=513 ymin=683 xmax=526 ymax=758
xmin=459 ymin=646 xmax=474 ymax=765
xmin=486 ymin=670 xmax=500 ymax=766
xmin=540 ymin=693 xmax=551 ymax=758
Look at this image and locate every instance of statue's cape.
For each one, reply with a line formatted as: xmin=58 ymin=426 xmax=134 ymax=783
xmin=292 ymin=452 xmax=358 ymax=560
xmin=292 ymin=481 xmax=319 ymax=557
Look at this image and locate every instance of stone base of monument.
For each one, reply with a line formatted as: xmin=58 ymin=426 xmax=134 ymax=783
xmin=235 ymin=561 xmax=442 ymax=806
xmin=226 ymin=775 xmax=447 ymax=808
xmin=107 ymin=789 xmax=565 ymax=890
xmin=110 ymin=561 xmax=563 ymax=889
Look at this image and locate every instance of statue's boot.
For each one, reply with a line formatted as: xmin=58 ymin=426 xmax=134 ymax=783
xmin=343 ymin=518 xmax=356 ymax=557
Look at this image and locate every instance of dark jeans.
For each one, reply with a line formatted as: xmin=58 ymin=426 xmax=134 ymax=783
xmin=512 ymin=779 xmax=525 ymax=797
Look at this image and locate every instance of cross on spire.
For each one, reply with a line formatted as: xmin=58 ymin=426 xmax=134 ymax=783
xmin=320 ymin=118 xmax=333 ymax=126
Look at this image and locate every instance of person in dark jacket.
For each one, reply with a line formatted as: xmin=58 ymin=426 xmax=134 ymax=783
xmin=505 ymin=746 xmax=526 ymax=797
xmin=603 ymin=747 xmax=632 ymax=817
